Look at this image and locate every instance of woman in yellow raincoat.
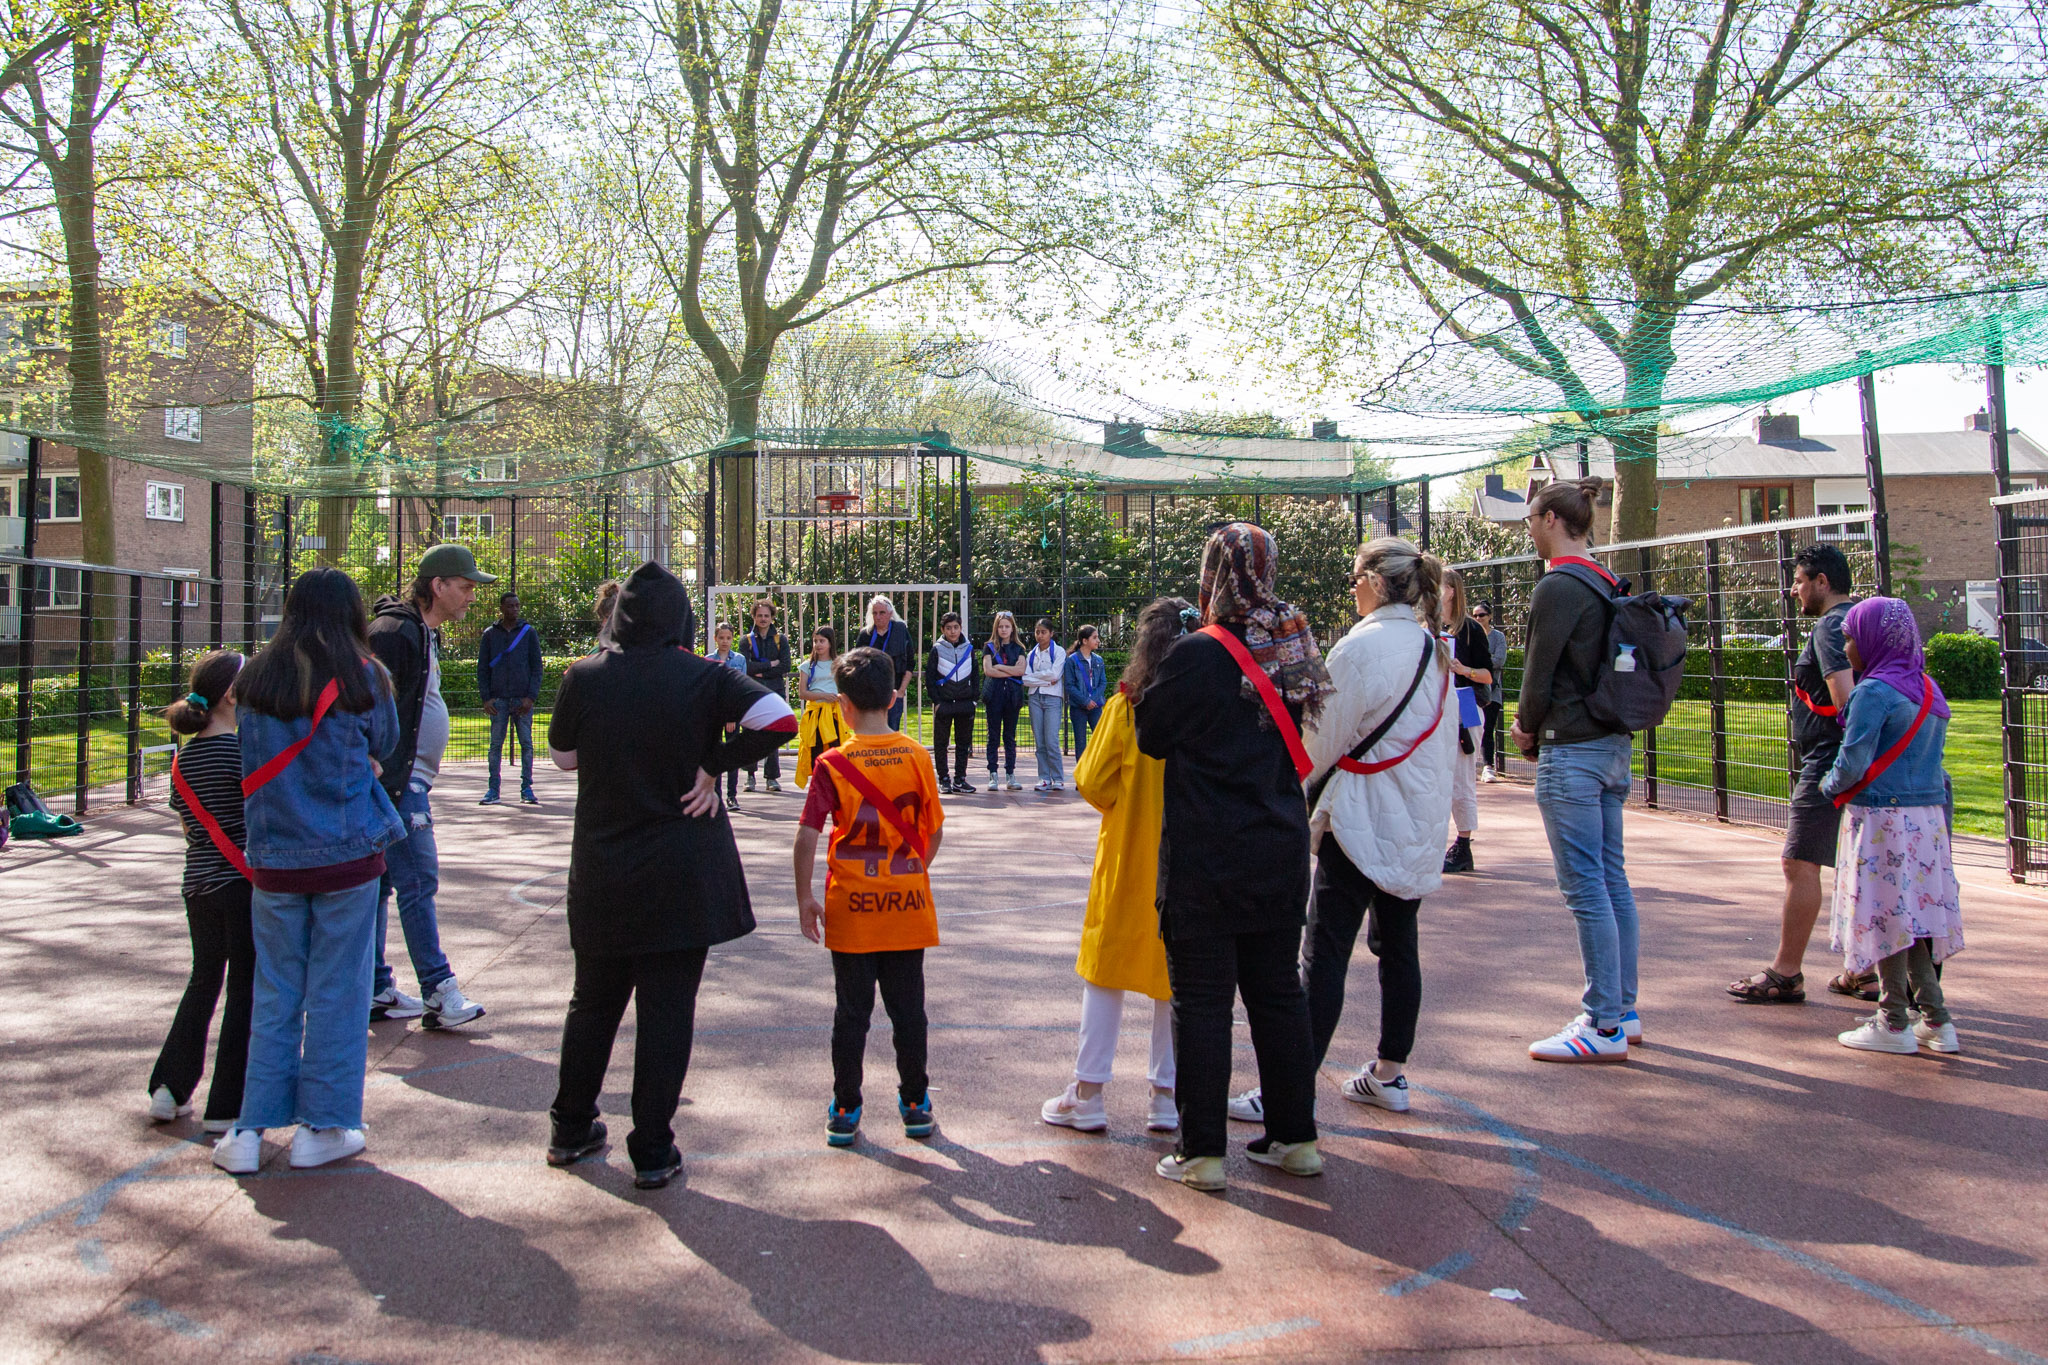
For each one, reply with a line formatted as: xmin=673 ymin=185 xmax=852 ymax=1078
xmin=792 ymin=626 xmax=847 ymax=788
xmin=1040 ymin=597 xmax=1191 ymax=1135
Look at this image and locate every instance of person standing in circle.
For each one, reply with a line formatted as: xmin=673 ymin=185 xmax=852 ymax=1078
xmin=982 ymin=611 xmax=1027 ymax=791
xmin=1439 ymin=568 xmax=1494 ymax=874
xmin=1513 ymin=479 xmax=1644 ymax=1063
xmin=1064 ymin=624 xmax=1108 ymax=759
xmin=1475 ymin=602 xmax=1508 ymax=780
xmin=544 ymin=562 xmax=796 ymax=1188
xmin=742 ymin=598 xmax=791 ymax=792
xmin=925 ymin=612 xmax=979 ymax=793
xmin=478 ymin=591 xmax=542 ymax=806
xmin=1022 ymin=618 xmax=1068 ymax=792
xmin=794 ymin=626 xmax=847 ymax=790
xmin=1041 ymin=598 xmax=1189 ymax=1136
xmin=856 ymin=595 xmax=913 ymax=731
xmin=1136 ymin=523 xmax=1333 ymax=1191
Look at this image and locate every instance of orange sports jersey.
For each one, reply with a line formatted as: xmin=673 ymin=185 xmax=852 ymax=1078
xmin=812 ymin=733 xmax=945 ymax=953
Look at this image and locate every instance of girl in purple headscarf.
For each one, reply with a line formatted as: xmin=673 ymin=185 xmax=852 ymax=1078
xmin=1820 ymin=597 xmax=1963 ymax=1056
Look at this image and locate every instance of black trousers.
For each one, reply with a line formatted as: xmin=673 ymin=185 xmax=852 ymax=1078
xmin=1481 ymin=701 xmax=1504 ymax=769
xmin=831 ymin=948 xmax=928 ymax=1111
xmin=148 ymin=880 xmax=255 ymax=1122
xmin=1302 ymin=833 xmax=1423 ymax=1067
xmin=984 ymin=698 xmax=1021 ymax=775
xmin=933 ymin=711 xmax=974 ymax=783
xmin=1164 ymin=924 xmax=1318 ymax=1159
xmin=551 ymin=946 xmax=709 ymax=1170
xmin=746 ymin=749 xmax=782 ymax=782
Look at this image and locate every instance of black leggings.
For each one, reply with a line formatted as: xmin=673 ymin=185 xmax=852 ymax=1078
xmin=831 ymin=949 xmax=928 ymax=1111
xmin=1301 ymin=833 xmax=1423 ymax=1066
xmin=551 ymin=946 xmax=710 ymax=1170
xmin=148 ymin=879 xmax=255 ymax=1122
xmin=984 ymin=698 xmax=1021 ymax=776
xmin=1481 ymin=702 xmax=1504 ymax=769
xmin=933 ymin=711 xmax=974 ymax=783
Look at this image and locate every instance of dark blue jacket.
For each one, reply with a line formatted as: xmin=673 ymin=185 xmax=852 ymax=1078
xmin=478 ymin=618 xmax=543 ymax=702
xmin=1063 ymin=650 xmax=1107 ymax=709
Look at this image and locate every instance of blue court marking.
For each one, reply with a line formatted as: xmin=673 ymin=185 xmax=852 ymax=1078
xmin=0 ymin=1142 xmax=188 ymax=1247
xmin=1170 ymin=1315 xmax=1319 ymax=1354
xmin=126 ymin=1297 xmax=213 ymax=1339
xmin=1383 ymin=1250 xmax=1475 ymax=1298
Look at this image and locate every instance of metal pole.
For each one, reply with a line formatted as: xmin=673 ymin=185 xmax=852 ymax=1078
xmin=1988 ymin=353 xmax=2014 ymax=496
xmin=1417 ymin=477 xmax=1431 ymax=551
xmin=209 ymin=482 xmax=223 ymax=648
xmin=1149 ymin=494 xmax=1158 ymax=599
xmin=508 ymin=495 xmax=518 ymax=592
xmin=956 ymin=452 xmax=971 ymax=593
xmin=15 ymin=435 xmax=40 ymax=785
xmin=1577 ymin=435 xmax=1590 ymax=480
xmin=1058 ymin=493 xmax=1068 ymax=634
xmin=603 ymin=492 xmax=614 ymax=579
xmin=1997 ymin=498 xmax=2028 ymax=879
xmin=1776 ymin=528 xmax=1801 ymax=800
xmin=1384 ymin=483 xmax=1398 ymax=539
xmin=74 ymin=569 xmax=91 ymax=813
xmin=1705 ymin=537 xmax=1729 ymax=822
xmin=1857 ymin=372 xmax=1892 ymax=597
xmin=1640 ymin=557 xmax=1658 ymax=808
xmin=1353 ymin=490 xmax=1363 ymax=544
xmin=280 ymin=495 xmax=293 ymax=586
xmin=242 ymin=488 xmax=256 ymax=648
xmin=1251 ymin=491 xmax=1261 ymax=526
xmin=125 ymin=574 xmax=142 ymax=804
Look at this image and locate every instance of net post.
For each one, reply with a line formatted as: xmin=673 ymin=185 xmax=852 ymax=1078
xmin=1776 ymin=528 xmax=1800 ymax=800
xmin=1857 ymin=371 xmax=1892 ymax=597
xmin=241 ymin=488 xmax=256 ymax=649
xmin=1148 ymin=494 xmax=1158 ymax=598
xmin=1638 ymin=557 xmax=1658 ymax=808
xmin=125 ymin=573 xmax=142 ymax=804
xmin=1058 ymin=492 xmax=1068 ymax=634
xmin=1383 ymin=483 xmax=1397 ymax=539
xmin=209 ymin=483 xmax=224 ymax=648
xmin=280 ymin=496 xmax=293 ymax=585
xmin=508 ymin=495 xmax=518 ymax=592
xmin=1418 ymin=477 xmax=1431 ymax=551
xmin=1997 ymin=494 xmax=2028 ymax=880
xmin=1704 ymin=536 xmax=1729 ymax=821
xmin=1988 ymin=351 xmax=2013 ymax=496
xmin=74 ymin=569 xmax=92 ymax=814
xmin=14 ymin=435 xmax=39 ymax=786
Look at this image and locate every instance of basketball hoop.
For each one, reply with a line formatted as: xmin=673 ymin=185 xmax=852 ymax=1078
xmin=815 ymin=489 xmax=863 ymax=515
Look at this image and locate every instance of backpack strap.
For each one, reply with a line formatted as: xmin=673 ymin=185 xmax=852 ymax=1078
xmin=171 ymin=751 xmax=251 ymax=881
xmin=1794 ymin=683 xmax=1841 ymax=719
xmin=1336 ymin=640 xmax=1448 ymax=775
xmin=1197 ymin=625 xmax=1312 ymax=780
xmin=1831 ymin=677 xmax=1934 ymax=809
xmin=241 ymin=677 xmax=342 ymax=796
xmin=818 ymin=747 xmax=928 ymax=863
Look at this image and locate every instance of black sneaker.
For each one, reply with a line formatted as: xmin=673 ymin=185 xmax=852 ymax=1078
xmin=938 ymin=779 xmax=957 ymax=795
xmin=1443 ymin=839 xmax=1474 ymax=874
xmin=520 ymin=789 xmax=539 ymax=805
xmin=899 ymin=1094 xmax=935 ymax=1139
xmin=633 ymin=1144 xmax=683 ymax=1189
xmin=827 ymin=1102 xmax=862 ymax=1148
xmin=723 ymin=795 xmax=738 ymax=812
xmin=953 ymin=778 xmax=976 ymax=793
xmin=546 ymin=1120 xmax=607 ymax=1168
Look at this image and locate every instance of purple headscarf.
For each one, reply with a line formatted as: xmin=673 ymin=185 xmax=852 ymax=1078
xmin=1843 ymin=597 xmax=1949 ymax=720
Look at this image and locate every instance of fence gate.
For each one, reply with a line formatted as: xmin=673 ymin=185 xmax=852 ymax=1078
xmin=1993 ymin=487 xmax=2048 ymax=882
xmin=707 ymin=583 xmax=970 ymax=740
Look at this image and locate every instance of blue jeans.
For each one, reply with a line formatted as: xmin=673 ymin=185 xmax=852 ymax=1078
xmin=374 ymin=785 xmax=452 ymax=996
xmin=241 ymin=879 xmax=380 ymax=1130
xmin=1028 ymin=694 xmax=1065 ymax=783
xmin=487 ymin=705 xmax=535 ymax=797
xmin=1534 ymin=733 xmax=1639 ymax=1029
xmin=1070 ymin=702 xmax=1099 ymax=758
xmin=887 ymin=696 xmax=905 ymax=732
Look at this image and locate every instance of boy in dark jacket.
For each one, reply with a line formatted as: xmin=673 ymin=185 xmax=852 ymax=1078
xmin=479 ymin=592 xmax=544 ymax=805
xmin=364 ymin=543 xmax=492 ymax=1029
xmin=925 ymin=611 xmax=979 ymax=793
xmin=742 ymin=598 xmax=792 ymax=792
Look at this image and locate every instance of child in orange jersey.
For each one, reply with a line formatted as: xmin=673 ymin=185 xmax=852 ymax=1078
xmin=794 ymin=646 xmax=947 ymax=1148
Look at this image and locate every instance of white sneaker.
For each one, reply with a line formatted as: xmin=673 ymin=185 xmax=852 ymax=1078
xmin=1226 ymin=1087 xmax=1264 ymax=1122
xmin=212 ymin=1128 xmax=263 ymax=1175
xmin=1341 ymin=1069 xmax=1410 ymax=1112
xmin=370 ymin=986 xmax=425 ymax=1020
xmin=1040 ymin=1083 xmax=1107 ymax=1132
xmin=1530 ymin=1017 xmax=1629 ymax=1063
xmin=422 ymin=977 xmax=485 ymax=1029
xmin=1155 ymin=1153 xmax=1226 ymax=1191
xmin=1034 ymin=780 xmax=1052 ymax=792
xmin=147 ymin=1086 xmax=191 ymax=1122
xmin=290 ymin=1126 xmax=366 ymax=1168
xmin=1839 ymin=1013 xmax=1917 ymax=1054
xmin=1575 ymin=1010 xmax=1643 ymax=1044
xmin=1147 ymin=1089 xmax=1180 ymax=1133
xmin=1480 ymin=765 xmax=1497 ymax=783
xmin=1913 ymin=1017 xmax=1960 ymax=1054
xmin=1246 ymin=1137 xmax=1322 ymax=1176
xmin=202 ymin=1117 xmax=236 ymax=1134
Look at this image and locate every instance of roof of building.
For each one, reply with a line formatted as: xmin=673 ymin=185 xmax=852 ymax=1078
xmin=1540 ymin=426 xmax=2048 ymax=482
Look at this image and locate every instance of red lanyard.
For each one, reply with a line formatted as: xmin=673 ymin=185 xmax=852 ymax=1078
xmin=1338 ymin=666 xmax=1450 ymax=775
xmin=170 ymin=676 xmax=341 ymax=880
xmin=1198 ymin=626 xmax=1312 ymax=780
xmin=1794 ymin=683 xmax=1840 ymax=718
xmin=1831 ymin=677 xmax=1934 ymax=809
xmin=1548 ymin=555 xmax=1617 ymax=585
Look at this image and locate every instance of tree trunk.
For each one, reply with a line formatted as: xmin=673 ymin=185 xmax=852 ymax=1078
xmin=314 ymin=241 xmax=367 ymax=568
xmin=54 ymin=39 xmax=115 ymax=659
xmin=717 ymin=373 xmax=766 ymax=581
xmin=1607 ymin=313 xmax=1677 ymax=581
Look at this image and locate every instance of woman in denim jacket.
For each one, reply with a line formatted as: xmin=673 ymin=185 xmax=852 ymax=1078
xmin=1821 ymin=597 xmax=1962 ymax=1057
xmin=213 ymin=568 xmax=405 ymax=1176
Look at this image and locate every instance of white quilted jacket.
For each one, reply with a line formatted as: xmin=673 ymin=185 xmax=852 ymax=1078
xmin=1307 ymin=604 xmax=1458 ymax=900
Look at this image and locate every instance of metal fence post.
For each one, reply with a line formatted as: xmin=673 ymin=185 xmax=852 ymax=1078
xmin=1776 ymin=529 xmax=1801 ymax=799
xmin=509 ymin=495 xmax=519 ymax=591
xmin=1148 ymin=495 xmax=1158 ymax=599
xmin=280 ymin=495 xmax=293 ymax=585
xmin=75 ymin=570 xmax=92 ymax=813
xmin=125 ymin=574 xmax=142 ymax=804
xmin=209 ymin=483 xmax=224 ymax=648
xmin=1352 ymin=491 xmax=1363 ymax=545
xmin=242 ymin=489 xmax=257 ymax=648
xmin=1857 ymin=372 xmax=1893 ymax=597
xmin=16 ymin=436 xmax=41 ymax=785
xmin=1058 ymin=492 xmax=1069 ymax=633
xmin=1989 ymin=353 xmax=2013 ymax=496
xmin=1417 ymin=477 xmax=1431 ymax=551
xmin=1638 ymin=558 xmax=1658 ymax=809
xmin=1704 ymin=538 xmax=1729 ymax=821
xmin=1997 ymin=497 xmax=2028 ymax=880
xmin=1384 ymin=483 xmax=1398 ymax=538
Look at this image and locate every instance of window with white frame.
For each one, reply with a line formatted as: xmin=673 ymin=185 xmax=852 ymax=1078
xmin=469 ymin=457 xmax=517 ymax=482
xmin=144 ymin=481 xmax=184 ymax=522
xmin=25 ymin=564 xmax=81 ymax=609
xmin=152 ymin=318 xmax=189 ymax=357
xmin=164 ymin=407 xmax=202 ymax=443
xmin=161 ymin=571 xmax=199 ymax=608
xmin=441 ymin=513 xmax=495 ymax=539
xmin=14 ymin=473 xmax=80 ymax=521
xmin=1813 ymin=477 xmax=1870 ymax=541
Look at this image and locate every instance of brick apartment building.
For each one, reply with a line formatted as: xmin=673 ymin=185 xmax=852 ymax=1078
xmin=1534 ymin=412 xmax=2045 ymax=635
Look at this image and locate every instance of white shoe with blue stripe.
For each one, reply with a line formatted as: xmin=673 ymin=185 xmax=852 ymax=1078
xmin=1576 ymin=1009 xmax=1643 ymax=1043
xmin=1530 ymin=1017 xmax=1629 ymax=1063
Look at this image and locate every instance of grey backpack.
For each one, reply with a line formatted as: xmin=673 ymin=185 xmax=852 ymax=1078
xmin=1550 ymin=563 xmax=1691 ymax=733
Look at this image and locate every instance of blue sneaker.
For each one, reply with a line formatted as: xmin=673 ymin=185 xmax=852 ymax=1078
xmin=826 ymin=1102 xmax=861 ymax=1147
xmin=479 ymin=792 xmax=502 ymax=806
xmin=899 ymin=1093 xmax=935 ymax=1139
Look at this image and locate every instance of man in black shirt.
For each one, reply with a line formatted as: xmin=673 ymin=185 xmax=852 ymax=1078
xmin=1728 ymin=544 xmax=1855 ymax=1004
xmin=741 ymin=598 xmax=791 ymax=792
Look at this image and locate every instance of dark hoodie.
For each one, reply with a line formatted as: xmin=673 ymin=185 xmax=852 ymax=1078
xmin=547 ymin=563 xmax=793 ymax=954
xmin=366 ymin=594 xmax=431 ymax=802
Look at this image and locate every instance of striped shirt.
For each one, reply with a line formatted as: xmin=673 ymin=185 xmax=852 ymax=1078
xmin=168 ymin=732 xmax=248 ymax=895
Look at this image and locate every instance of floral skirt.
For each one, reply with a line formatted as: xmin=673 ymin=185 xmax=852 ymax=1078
xmin=1830 ymin=804 xmax=1964 ymax=974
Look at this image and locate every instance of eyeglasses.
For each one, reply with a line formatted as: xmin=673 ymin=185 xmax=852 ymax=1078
xmin=1347 ymin=570 xmax=1372 ymax=586
xmin=1472 ymin=609 xmax=1491 ymax=619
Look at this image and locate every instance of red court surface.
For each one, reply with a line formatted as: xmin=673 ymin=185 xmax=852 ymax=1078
xmin=2 ymin=765 xmax=2045 ymax=1364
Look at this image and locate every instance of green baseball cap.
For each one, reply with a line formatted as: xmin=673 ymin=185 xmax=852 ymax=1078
xmin=415 ymin=543 xmax=498 ymax=584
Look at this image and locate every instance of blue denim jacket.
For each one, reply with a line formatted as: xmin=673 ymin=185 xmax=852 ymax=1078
xmin=239 ymin=664 xmax=405 ymax=869
xmin=1063 ymin=651 xmax=1106 ymax=708
xmin=1820 ymin=678 xmax=1949 ymax=809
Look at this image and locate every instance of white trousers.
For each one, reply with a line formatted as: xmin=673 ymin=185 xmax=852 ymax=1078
xmin=1073 ymin=982 xmax=1176 ymax=1089
xmin=1451 ymin=727 xmax=1481 ymax=834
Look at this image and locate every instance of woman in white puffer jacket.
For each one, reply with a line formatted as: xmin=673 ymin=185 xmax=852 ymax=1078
xmin=1230 ymin=538 xmax=1456 ymax=1125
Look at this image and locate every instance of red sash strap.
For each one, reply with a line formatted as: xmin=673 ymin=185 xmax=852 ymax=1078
xmin=818 ymin=747 xmax=928 ymax=864
xmin=1337 ymin=666 xmax=1450 ymax=775
xmin=1831 ymin=676 xmax=1934 ymax=809
xmin=171 ymin=754 xmax=252 ymax=880
xmin=241 ymin=678 xmax=342 ymax=796
xmin=1198 ymin=625 xmax=1312 ymax=780
xmin=1548 ymin=554 xmax=1617 ymax=585
xmin=1794 ymin=683 xmax=1840 ymax=718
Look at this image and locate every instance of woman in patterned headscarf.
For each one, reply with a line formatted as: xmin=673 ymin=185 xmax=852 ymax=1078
xmin=1133 ymin=522 xmax=1329 ymax=1192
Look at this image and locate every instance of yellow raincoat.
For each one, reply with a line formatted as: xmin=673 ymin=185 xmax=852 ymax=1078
xmin=793 ymin=661 xmax=849 ymax=788
xmin=1071 ymin=690 xmax=1171 ymax=1000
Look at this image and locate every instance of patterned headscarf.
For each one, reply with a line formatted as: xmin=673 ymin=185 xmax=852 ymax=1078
xmin=1199 ymin=523 xmax=1336 ymax=723
xmin=1843 ymin=596 xmax=1949 ymax=720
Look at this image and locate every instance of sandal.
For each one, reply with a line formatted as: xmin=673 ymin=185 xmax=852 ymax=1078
xmin=1827 ymin=970 xmax=1880 ymax=1002
xmin=1727 ymin=968 xmax=1806 ymax=1004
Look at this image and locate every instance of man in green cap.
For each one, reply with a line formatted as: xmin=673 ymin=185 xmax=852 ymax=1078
xmin=365 ymin=544 xmax=495 ymax=1029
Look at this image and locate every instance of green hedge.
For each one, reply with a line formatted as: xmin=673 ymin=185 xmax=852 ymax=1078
xmin=1925 ymin=633 xmax=1999 ymax=700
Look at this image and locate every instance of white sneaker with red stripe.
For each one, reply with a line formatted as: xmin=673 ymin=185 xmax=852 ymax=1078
xmin=1529 ymin=1017 xmax=1629 ymax=1063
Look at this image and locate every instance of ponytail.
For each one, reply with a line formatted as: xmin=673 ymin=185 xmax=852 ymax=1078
xmin=1529 ymin=477 xmax=1600 ymax=539
xmin=1355 ymin=538 xmax=1449 ymax=665
xmin=164 ymin=649 xmax=244 ymax=736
